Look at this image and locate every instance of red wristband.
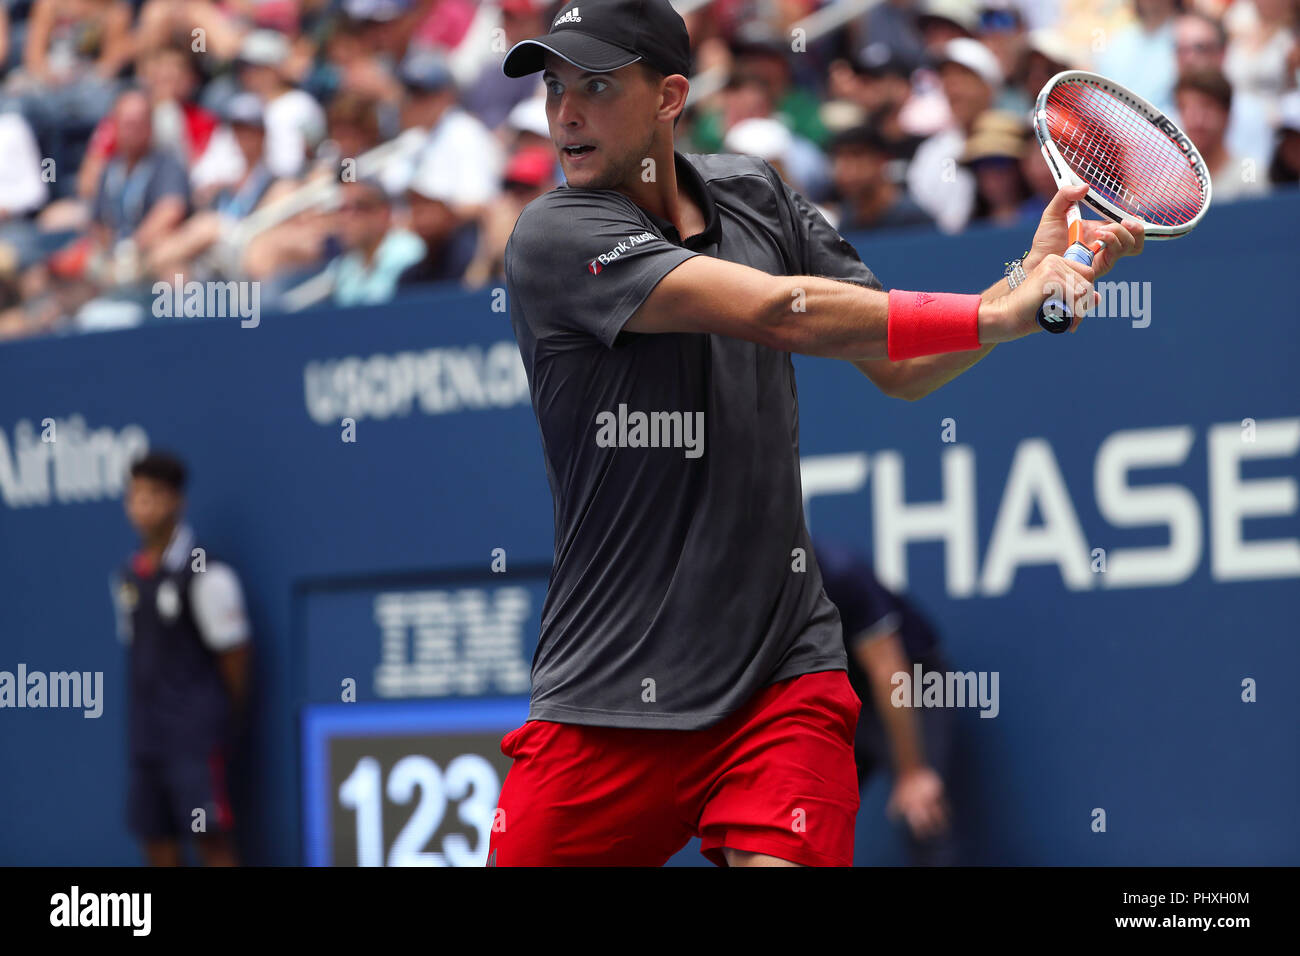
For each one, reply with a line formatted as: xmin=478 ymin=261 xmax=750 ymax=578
xmin=887 ymin=289 xmax=982 ymax=361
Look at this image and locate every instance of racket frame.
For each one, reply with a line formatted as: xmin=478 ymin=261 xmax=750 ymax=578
xmin=1033 ymin=70 xmax=1213 ymax=240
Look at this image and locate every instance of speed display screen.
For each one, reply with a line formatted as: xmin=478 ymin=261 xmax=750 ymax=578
xmin=301 ymin=699 xmax=527 ymax=866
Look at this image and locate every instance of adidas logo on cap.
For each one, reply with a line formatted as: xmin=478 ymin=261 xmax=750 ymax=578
xmin=554 ymin=6 xmax=581 ymax=26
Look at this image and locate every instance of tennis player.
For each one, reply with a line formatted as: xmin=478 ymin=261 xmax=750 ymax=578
xmin=491 ymin=0 xmax=1144 ymax=867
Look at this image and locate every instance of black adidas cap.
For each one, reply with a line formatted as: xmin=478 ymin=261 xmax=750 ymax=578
xmin=502 ymin=0 xmax=692 ymax=80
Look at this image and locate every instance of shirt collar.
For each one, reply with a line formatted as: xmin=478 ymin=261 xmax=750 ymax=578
xmin=131 ymin=522 xmax=194 ymax=578
xmin=159 ymin=523 xmax=195 ymax=574
xmin=640 ymin=151 xmax=722 ymax=249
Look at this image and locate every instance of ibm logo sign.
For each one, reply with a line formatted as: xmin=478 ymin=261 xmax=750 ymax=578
xmin=373 ymin=587 xmax=532 ymax=698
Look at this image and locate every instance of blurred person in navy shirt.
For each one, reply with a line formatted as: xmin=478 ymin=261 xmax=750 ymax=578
xmin=815 ymin=540 xmax=958 ymax=866
xmin=111 ymin=452 xmax=252 ymax=866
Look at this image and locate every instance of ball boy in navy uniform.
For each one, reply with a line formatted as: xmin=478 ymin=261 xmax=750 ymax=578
xmin=112 ymin=452 xmax=251 ymax=866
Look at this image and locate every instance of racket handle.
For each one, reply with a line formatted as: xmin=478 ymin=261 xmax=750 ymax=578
xmin=1035 ymin=242 xmax=1095 ymax=334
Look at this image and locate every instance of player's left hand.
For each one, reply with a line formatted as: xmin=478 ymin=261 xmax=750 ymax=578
xmin=1027 ymin=185 xmax=1146 ymax=281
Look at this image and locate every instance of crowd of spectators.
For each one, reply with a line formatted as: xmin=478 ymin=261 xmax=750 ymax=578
xmin=0 ymin=0 xmax=1296 ymax=339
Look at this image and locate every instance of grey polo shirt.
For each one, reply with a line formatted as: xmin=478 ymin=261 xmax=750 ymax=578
xmin=505 ymin=150 xmax=883 ymax=730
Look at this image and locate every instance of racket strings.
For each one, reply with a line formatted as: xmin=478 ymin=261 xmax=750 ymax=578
xmin=1047 ymin=82 xmax=1205 ymax=226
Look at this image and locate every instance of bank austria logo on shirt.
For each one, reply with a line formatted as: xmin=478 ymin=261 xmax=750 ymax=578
xmin=588 ymin=231 xmax=658 ymax=275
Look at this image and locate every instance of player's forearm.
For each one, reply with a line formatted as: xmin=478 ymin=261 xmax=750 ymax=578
xmin=768 ymin=271 xmax=1033 ymax=360
xmin=758 ymin=276 xmax=891 ymax=359
xmin=852 ymin=343 xmax=996 ymax=402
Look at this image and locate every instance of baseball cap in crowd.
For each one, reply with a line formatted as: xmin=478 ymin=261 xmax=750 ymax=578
xmin=237 ymin=30 xmax=291 ymax=68
xmin=1026 ymin=29 xmax=1080 ymax=72
xmin=504 ymin=146 xmax=556 ymax=189
xmin=222 ymin=92 xmax=266 ymax=127
xmin=406 ymin=153 xmax=458 ymax=204
xmin=728 ymin=22 xmax=790 ymax=61
xmin=343 ymin=0 xmax=411 ymax=22
xmin=400 ymin=49 xmax=455 ymax=91
xmin=506 ymin=96 xmax=550 ymax=139
xmin=502 ymin=0 xmax=692 ymax=79
xmin=960 ymin=110 xmax=1025 ymax=164
xmin=723 ymin=117 xmax=793 ymax=163
xmin=935 ymin=37 xmax=1003 ymax=88
xmin=918 ymin=0 xmax=980 ymax=38
xmin=854 ymin=41 xmax=917 ymax=79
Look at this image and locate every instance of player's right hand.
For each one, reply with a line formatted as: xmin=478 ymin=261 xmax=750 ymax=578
xmin=980 ymin=253 xmax=1098 ymax=342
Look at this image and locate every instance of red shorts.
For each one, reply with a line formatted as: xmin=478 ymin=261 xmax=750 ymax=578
xmin=487 ymin=669 xmax=862 ymax=866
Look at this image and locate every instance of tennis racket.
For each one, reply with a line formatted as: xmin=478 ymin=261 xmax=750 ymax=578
xmin=1032 ymin=70 xmax=1213 ymax=332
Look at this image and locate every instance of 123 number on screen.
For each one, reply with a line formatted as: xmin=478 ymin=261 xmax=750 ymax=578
xmin=338 ymin=753 xmax=499 ymax=866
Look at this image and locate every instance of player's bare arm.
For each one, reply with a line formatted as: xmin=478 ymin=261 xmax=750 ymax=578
xmin=852 ymin=185 xmax=1147 ymax=400
xmin=626 ymin=215 xmax=1105 ymax=359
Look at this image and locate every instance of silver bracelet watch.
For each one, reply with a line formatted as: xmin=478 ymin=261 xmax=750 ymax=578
xmin=1004 ymin=251 xmax=1029 ymax=290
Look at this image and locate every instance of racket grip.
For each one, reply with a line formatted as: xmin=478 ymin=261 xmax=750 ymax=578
xmin=1035 ymin=242 xmax=1095 ymax=334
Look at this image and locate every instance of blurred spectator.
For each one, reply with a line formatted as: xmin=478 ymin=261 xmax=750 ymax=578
xmin=691 ymin=22 xmax=830 ymax=153
xmin=236 ymin=30 xmax=326 ymax=178
xmin=961 ymin=109 xmax=1030 ymax=225
xmin=504 ymin=94 xmax=553 ymax=152
xmin=78 ymin=46 xmax=221 ymax=202
xmin=136 ymin=0 xmax=249 ymax=64
xmin=385 ymin=49 xmax=504 ymax=214
xmin=852 ymin=0 xmax=928 ymax=70
xmin=830 ymin=43 xmax=925 ymax=160
xmin=1269 ymin=89 xmax=1300 ymax=184
xmin=309 ymin=178 xmax=423 ymax=307
xmin=1018 ymin=125 xmax=1059 ymax=221
xmin=1176 ymin=8 xmax=1231 ymax=74
xmin=90 ymin=89 xmax=191 ymax=264
xmin=319 ymin=90 xmax=385 ymax=167
xmin=240 ymin=92 xmax=385 ymax=287
xmin=3 ymin=0 xmax=133 ymax=192
xmin=908 ymin=37 xmax=1001 ymax=232
xmin=1095 ymin=0 xmax=1180 ymax=115
xmin=462 ymin=144 xmax=555 ymax=287
xmin=1223 ymin=0 xmax=1298 ymax=147
xmin=917 ymin=0 xmax=981 ymax=51
xmin=724 ymin=116 xmax=831 ymax=200
xmin=460 ymin=0 xmax=548 ymax=130
xmin=827 ymin=125 xmax=934 ymax=232
xmin=411 ymin=0 xmax=503 ymax=88
xmin=1019 ymin=28 xmax=1080 ymax=99
xmin=1175 ymin=10 xmax=1274 ymax=172
xmin=0 ymin=111 xmax=50 ymax=225
xmin=977 ymin=1 xmax=1031 ymax=112
xmin=144 ymin=94 xmax=282 ymax=282
xmin=346 ymin=0 xmax=418 ymax=63
xmin=322 ymin=5 xmax=406 ymax=111
xmin=1176 ymin=67 xmax=1270 ymax=201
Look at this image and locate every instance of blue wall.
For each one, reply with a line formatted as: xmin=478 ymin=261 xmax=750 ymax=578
xmin=1 ymin=193 xmax=1296 ymax=865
